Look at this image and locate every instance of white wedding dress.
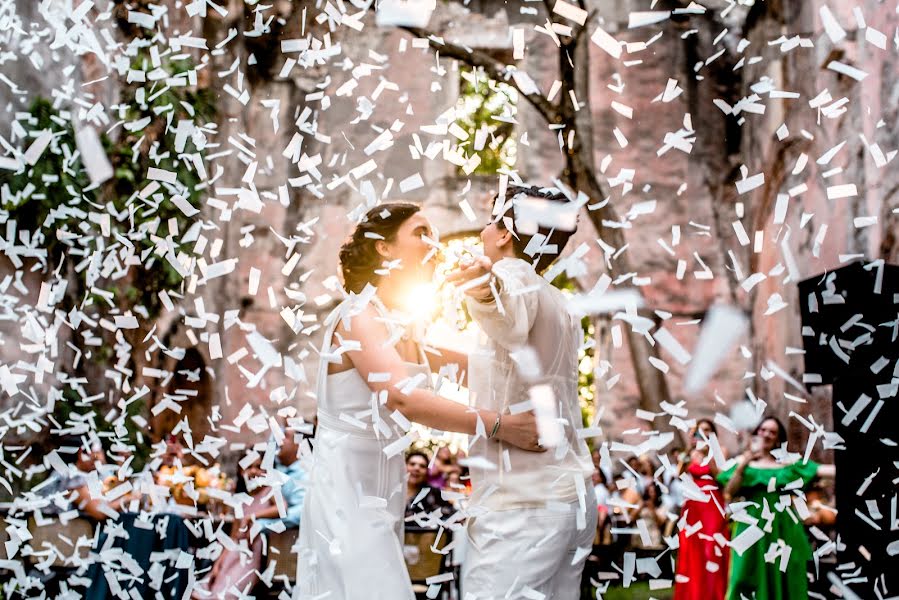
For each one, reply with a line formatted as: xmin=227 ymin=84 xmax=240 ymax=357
xmin=297 ymin=297 xmax=427 ymax=600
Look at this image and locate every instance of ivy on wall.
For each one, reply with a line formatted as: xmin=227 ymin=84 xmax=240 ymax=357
xmin=1 ymin=56 xmax=215 ymax=319
xmin=0 ymin=53 xmax=216 ymax=481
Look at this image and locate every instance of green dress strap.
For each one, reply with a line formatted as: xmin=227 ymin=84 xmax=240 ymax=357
xmin=716 ymin=463 xmax=736 ymax=487
xmin=716 ymin=462 xmax=770 ymax=490
xmin=716 ymin=460 xmax=819 ymax=492
xmin=790 ymin=460 xmax=819 ymax=486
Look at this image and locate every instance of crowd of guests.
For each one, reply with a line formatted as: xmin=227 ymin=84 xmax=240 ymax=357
xmin=386 ymin=415 xmax=841 ymax=600
xmin=192 ymin=422 xmax=307 ymax=598
xmin=404 ymin=446 xmax=471 ymax=523
xmin=589 ymin=415 xmax=836 ymax=600
xmin=32 ymin=418 xmax=310 ymax=599
xmin=400 ymin=415 xmax=837 ymax=600
xmin=27 ymin=413 xmax=836 ymax=600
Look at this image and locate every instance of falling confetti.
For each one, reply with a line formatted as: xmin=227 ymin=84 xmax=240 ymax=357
xmin=0 ymin=0 xmax=897 ymax=598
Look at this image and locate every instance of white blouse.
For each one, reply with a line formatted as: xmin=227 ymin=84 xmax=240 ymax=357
xmin=465 ymin=258 xmax=594 ymax=510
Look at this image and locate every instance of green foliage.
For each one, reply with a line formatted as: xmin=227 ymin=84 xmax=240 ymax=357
xmin=0 ymin=53 xmax=216 ymax=476
xmin=454 ymin=70 xmax=518 ymax=175
xmin=0 ymin=53 xmax=215 ymax=320
xmin=0 ymin=98 xmax=92 ymax=238
xmin=598 ymin=581 xmax=674 ymax=600
xmin=48 ymin=386 xmax=151 ymax=474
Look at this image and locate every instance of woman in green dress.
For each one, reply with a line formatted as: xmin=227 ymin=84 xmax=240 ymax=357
xmin=717 ymin=416 xmax=835 ymax=600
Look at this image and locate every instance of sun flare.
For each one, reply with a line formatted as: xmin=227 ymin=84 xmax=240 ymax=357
xmin=399 ymin=282 xmax=439 ymax=319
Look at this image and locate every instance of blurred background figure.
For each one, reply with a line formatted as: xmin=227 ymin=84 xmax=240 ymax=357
xmin=441 ymin=466 xmax=469 ymax=510
xmin=427 ymin=446 xmax=455 ymax=490
xmin=593 ymin=468 xmax=611 ymax=522
xmin=624 ymin=456 xmax=647 ymax=496
xmin=161 ymin=435 xmax=185 ymax=467
xmin=718 ymin=415 xmax=835 ymax=600
xmin=405 ymin=450 xmax=452 ymax=521
xmin=192 ymin=452 xmax=273 ymax=599
xmin=255 ymin=420 xmax=308 ymax=532
xmin=674 ymin=418 xmax=729 ymax=600
xmin=49 ymin=436 xmax=130 ymax=522
xmin=631 ymin=482 xmax=667 ymax=550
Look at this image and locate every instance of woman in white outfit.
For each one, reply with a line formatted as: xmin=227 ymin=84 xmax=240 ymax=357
xmin=446 ymin=185 xmax=597 ymax=600
xmin=297 ymin=202 xmax=544 ymax=600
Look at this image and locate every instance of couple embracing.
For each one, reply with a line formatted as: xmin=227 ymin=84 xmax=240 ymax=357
xmin=296 ymin=185 xmax=596 ymax=600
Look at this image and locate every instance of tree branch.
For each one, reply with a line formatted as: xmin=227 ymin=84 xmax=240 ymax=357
xmin=400 ymin=26 xmax=560 ymax=125
xmin=540 ymin=0 xmax=555 ymax=23
xmin=491 ymin=119 xmax=515 ymax=143
xmin=748 ymin=135 xmax=811 ymax=274
xmin=398 ymin=16 xmax=675 ymax=428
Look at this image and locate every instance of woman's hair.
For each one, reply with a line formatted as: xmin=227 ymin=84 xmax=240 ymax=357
xmin=406 ymin=450 xmax=430 ymax=464
xmin=235 ymin=454 xmax=261 ymax=494
xmin=695 ymin=417 xmax=717 ymax=435
xmin=339 ymin=202 xmax=421 ymax=294
xmin=753 ymin=414 xmax=788 ymax=446
xmin=494 ymin=184 xmax=576 ymax=273
xmin=643 ymin=482 xmax=662 ymax=507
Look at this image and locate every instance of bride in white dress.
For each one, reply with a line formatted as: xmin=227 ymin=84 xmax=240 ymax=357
xmin=297 ymin=203 xmax=544 ymax=599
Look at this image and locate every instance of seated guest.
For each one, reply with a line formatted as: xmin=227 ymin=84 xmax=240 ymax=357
xmin=254 ymin=419 xmax=309 ymax=532
xmin=405 ymin=450 xmax=452 ymax=521
xmin=38 ymin=436 xmax=91 ymax=498
xmin=53 ymin=437 xmax=129 ymax=521
xmin=192 ymin=453 xmax=274 ymax=599
xmin=154 ymin=435 xmax=198 ymax=507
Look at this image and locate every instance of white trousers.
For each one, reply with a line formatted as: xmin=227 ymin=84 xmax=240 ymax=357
xmin=462 ymin=490 xmax=597 ymax=600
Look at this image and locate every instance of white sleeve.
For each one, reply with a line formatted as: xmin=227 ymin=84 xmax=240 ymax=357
xmin=465 ymin=261 xmax=539 ymax=351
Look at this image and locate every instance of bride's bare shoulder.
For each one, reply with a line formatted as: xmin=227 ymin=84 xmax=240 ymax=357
xmin=333 ymin=304 xmax=387 ymax=339
xmin=327 ymin=306 xmax=386 ymax=374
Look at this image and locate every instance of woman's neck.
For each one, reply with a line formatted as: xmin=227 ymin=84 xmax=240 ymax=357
xmin=376 ymin=276 xmax=409 ymax=311
xmin=753 ymin=452 xmax=777 ymax=464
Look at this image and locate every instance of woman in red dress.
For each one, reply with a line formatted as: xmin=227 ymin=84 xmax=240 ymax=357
xmin=674 ymin=419 xmax=729 ymax=600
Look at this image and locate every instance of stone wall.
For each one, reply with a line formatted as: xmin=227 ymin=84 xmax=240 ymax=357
xmin=0 ymin=0 xmax=895 ymax=460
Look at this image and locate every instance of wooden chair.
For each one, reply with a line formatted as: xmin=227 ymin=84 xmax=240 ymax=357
xmin=266 ymin=527 xmax=300 ymax=582
xmin=26 ymin=516 xmax=94 ymax=568
xmin=0 ymin=516 xmax=8 ymax=560
xmin=404 ymin=527 xmax=452 ymax=597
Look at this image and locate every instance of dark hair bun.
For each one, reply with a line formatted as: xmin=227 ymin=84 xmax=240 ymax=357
xmin=339 ymin=202 xmax=421 ymax=294
xmin=496 ymin=184 xmax=576 ymax=273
